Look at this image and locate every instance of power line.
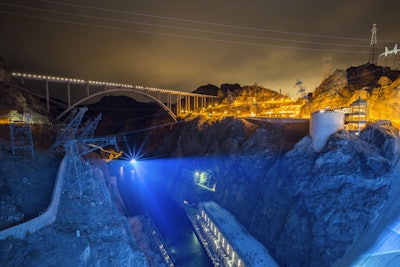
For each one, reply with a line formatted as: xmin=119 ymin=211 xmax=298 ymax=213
xmin=0 ymin=2 xmax=372 ymax=49
xmin=103 ymin=120 xmax=183 ymax=139
xmin=4 ymin=1 xmax=397 ymax=50
xmin=96 ymin=111 xmax=172 ymax=128
xmin=0 ymin=10 xmax=371 ymax=54
xmin=39 ymin=0 xmax=389 ymax=43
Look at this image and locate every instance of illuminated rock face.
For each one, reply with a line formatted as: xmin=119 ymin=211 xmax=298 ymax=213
xmin=0 ymin=67 xmax=50 ymax=125
xmin=300 ymin=69 xmax=352 ymax=116
xmin=301 ymin=64 xmax=400 ymax=128
xmin=233 ymin=84 xmax=284 ymax=102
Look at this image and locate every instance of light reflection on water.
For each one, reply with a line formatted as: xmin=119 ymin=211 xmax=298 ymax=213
xmin=116 ymin=162 xmax=212 ymax=267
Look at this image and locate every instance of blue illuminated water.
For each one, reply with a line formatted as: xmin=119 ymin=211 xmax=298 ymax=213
xmin=115 ymin=162 xmax=212 ymax=267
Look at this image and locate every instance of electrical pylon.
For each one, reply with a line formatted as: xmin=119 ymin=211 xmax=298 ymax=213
xmin=369 ymin=23 xmax=378 ymax=64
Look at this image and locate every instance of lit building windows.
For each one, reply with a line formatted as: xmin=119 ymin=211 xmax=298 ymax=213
xmin=344 ymin=97 xmax=368 ymax=135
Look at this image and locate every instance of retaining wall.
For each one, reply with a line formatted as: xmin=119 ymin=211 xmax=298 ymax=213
xmin=0 ymin=155 xmax=68 ymax=240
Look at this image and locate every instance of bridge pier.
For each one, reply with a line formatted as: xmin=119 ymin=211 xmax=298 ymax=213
xmin=67 ymin=81 xmax=71 ymax=107
xmin=167 ymin=93 xmax=172 ymax=110
xmin=45 ymin=79 xmax=50 ymax=111
xmin=185 ymin=95 xmax=191 ymax=112
xmin=194 ymin=96 xmax=199 ymax=110
xmin=176 ymin=94 xmax=182 ymax=115
xmin=86 ymin=83 xmax=90 ymax=97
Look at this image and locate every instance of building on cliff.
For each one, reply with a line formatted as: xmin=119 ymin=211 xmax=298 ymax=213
xmin=343 ymin=97 xmax=368 ymax=135
xmin=196 ymin=201 xmax=278 ymax=267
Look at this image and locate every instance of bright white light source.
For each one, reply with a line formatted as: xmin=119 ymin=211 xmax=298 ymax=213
xmin=130 ymin=159 xmax=137 ymax=165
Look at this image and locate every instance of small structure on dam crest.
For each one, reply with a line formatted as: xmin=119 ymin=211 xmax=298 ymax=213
xmin=310 ymin=97 xmax=369 ymax=152
xmin=310 ymin=110 xmax=345 ymax=152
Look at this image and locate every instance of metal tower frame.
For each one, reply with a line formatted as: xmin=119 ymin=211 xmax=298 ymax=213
xmin=48 ymin=106 xmax=119 ymax=198
xmin=9 ymin=113 xmax=34 ymax=158
xmin=294 ymin=79 xmax=306 ymax=98
xmin=48 ymin=107 xmax=88 ymax=153
xmin=369 ymin=23 xmax=378 ymax=64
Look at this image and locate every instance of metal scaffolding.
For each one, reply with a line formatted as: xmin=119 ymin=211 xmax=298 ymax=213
xmin=48 ymin=106 xmax=118 ymax=198
xmin=9 ymin=112 xmax=34 ymax=158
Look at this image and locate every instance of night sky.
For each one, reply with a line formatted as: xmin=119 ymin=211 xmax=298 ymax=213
xmin=1 ymin=0 xmax=399 ymax=97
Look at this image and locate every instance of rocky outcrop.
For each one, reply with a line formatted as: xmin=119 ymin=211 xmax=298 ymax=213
xmin=0 ymin=86 xmax=51 ymax=124
xmin=0 ymin=58 xmax=50 ymax=123
xmin=154 ymin=116 xmax=398 ymax=267
xmin=234 ymin=84 xmax=286 ymax=102
xmin=360 ymin=122 xmax=400 ymax=165
xmin=192 ymin=83 xmax=219 ymax=96
xmin=300 ymin=69 xmax=352 ymax=115
xmin=300 ymin=64 xmax=400 ymax=128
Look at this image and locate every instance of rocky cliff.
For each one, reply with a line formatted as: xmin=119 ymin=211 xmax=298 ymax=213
xmin=301 ymin=64 xmax=400 ymax=127
xmin=153 ymin=116 xmax=400 ymax=267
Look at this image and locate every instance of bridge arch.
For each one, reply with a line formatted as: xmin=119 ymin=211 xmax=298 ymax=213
xmin=56 ymin=88 xmax=177 ymax=121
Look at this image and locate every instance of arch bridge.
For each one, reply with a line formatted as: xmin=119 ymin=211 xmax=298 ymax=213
xmin=12 ymin=73 xmax=218 ymax=121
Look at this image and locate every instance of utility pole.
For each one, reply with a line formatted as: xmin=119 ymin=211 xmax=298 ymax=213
xmin=294 ymin=79 xmax=306 ymax=98
xmin=369 ymin=23 xmax=378 ymax=64
xmin=321 ymin=53 xmax=333 ymax=81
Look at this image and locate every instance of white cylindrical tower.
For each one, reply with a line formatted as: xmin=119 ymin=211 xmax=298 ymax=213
xmin=310 ymin=111 xmax=345 ymax=152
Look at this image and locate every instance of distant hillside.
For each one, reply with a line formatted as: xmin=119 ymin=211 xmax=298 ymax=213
xmin=192 ymin=84 xmax=219 ymax=96
xmin=192 ymin=83 xmax=283 ymax=101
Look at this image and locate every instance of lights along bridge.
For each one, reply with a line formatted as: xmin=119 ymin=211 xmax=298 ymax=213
xmin=11 ymin=73 xmax=218 ymax=121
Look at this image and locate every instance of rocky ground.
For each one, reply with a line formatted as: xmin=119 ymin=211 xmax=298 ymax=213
xmin=0 ymin=138 xmax=60 ymax=230
xmin=0 ymin=134 xmax=149 ymax=266
xmin=300 ymin=64 xmax=400 ymax=128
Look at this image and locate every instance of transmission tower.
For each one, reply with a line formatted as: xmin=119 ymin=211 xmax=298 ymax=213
xmin=48 ymin=106 xmax=119 ymax=198
xmin=369 ymin=23 xmax=378 ymax=64
xmin=78 ymin=113 xmax=102 ymax=139
xmin=48 ymin=107 xmax=88 ymax=153
xmin=321 ymin=53 xmax=333 ymax=81
xmin=294 ymin=79 xmax=306 ymax=98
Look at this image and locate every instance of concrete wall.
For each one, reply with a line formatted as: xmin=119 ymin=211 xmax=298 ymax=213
xmin=0 ymin=155 xmax=68 ymax=240
xmin=247 ymin=117 xmax=309 ymax=124
xmin=310 ymin=112 xmax=345 ymax=152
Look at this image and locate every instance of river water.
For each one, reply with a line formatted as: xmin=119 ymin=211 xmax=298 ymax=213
xmin=114 ymin=161 xmax=212 ymax=267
